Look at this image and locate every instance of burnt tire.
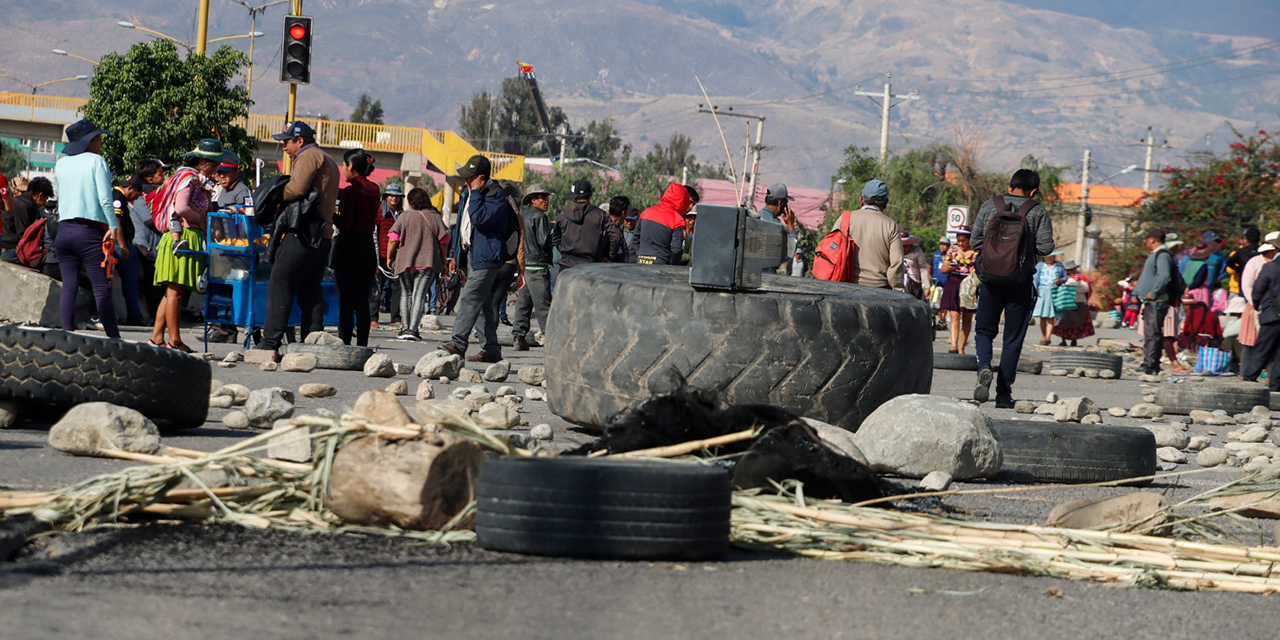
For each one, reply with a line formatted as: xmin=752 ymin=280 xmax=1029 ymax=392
xmin=281 ymin=343 xmax=374 ymax=371
xmin=0 ymin=325 xmax=210 ymax=430
xmin=545 ymin=265 xmax=933 ymax=432
xmin=933 ymin=352 xmax=977 ymax=371
xmin=988 ymin=420 xmax=1157 ymax=484
xmin=1047 ymin=351 xmax=1123 ymax=377
xmin=475 ymin=457 xmax=731 ymax=561
xmin=1153 ymin=382 xmax=1270 ymax=415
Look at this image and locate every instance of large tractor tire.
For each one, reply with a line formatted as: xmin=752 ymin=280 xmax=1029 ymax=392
xmin=0 ymin=325 xmax=211 ymax=430
xmin=545 ymin=265 xmax=933 ymax=432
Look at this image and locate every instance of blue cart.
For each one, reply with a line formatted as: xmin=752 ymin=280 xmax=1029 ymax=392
xmin=203 ymin=209 xmax=339 ymax=349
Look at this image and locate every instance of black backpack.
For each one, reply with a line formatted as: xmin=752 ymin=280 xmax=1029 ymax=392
xmin=1158 ymin=248 xmax=1186 ymax=301
xmin=976 ymin=195 xmax=1036 ymax=286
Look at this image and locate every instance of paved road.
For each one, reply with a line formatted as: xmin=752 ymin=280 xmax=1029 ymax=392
xmin=1 ymin=318 xmax=1277 ymax=638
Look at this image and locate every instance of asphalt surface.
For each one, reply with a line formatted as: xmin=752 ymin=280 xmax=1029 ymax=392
xmin=2 ymin=316 xmax=1279 ymax=638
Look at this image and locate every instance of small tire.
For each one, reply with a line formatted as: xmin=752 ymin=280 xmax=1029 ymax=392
xmin=281 ymin=343 xmax=374 ymax=371
xmin=1154 ymin=382 xmax=1270 ymax=415
xmin=475 ymin=457 xmax=731 ymax=561
xmin=933 ymin=352 xmax=978 ymax=371
xmin=988 ymin=420 xmax=1157 ymax=484
xmin=0 ymin=325 xmax=210 ymax=430
xmin=1016 ymin=357 xmax=1044 ymax=375
xmin=1047 ymin=352 xmax=1122 ymax=377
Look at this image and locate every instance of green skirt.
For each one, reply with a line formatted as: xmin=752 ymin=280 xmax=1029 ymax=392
xmin=154 ymin=227 xmax=206 ymax=288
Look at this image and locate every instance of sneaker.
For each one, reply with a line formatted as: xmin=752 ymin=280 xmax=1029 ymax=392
xmin=513 ymin=334 xmax=529 ymax=351
xmin=974 ymin=367 xmax=994 ymax=404
xmin=994 ymin=395 xmax=1015 ymax=409
xmin=397 ymin=330 xmax=420 ymax=341
xmin=468 ymin=350 xmax=502 ymax=363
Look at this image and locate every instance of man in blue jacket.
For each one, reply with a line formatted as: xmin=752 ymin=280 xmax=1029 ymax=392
xmin=442 ymin=155 xmax=523 ymax=363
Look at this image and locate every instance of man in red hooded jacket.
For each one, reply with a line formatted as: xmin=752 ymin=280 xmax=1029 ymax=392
xmin=635 ymin=183 xmax=695 ymax=265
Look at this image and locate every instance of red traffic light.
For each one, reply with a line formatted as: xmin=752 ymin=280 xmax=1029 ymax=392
xmin=289 ymin=24 xmax=307 ymax=40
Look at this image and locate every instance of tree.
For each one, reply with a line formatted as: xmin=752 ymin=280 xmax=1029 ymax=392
xmin=350 ymin=93 xmax=385 ymax=125
xmin=539 ymin=162 xmax=672 ymax=221
xmin=572 ymin=118 xmax=628 ymax=166
xmin=459 ymin=77 xmax=568 ymax=156
xmin=81 ymin=40 xmax=255 ymax=175
xmin=0 ymin=139 xmax=28 ymax=177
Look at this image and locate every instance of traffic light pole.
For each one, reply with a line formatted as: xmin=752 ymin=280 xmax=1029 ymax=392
xmin=283 ymin=0 xmax=302 ymax=172
xmin=195 ymin=0 xmax=210 ymax=55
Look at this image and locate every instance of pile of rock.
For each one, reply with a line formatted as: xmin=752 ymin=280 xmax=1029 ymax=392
xmin=1013 ymin=394 xmax=1104 ymax=424
xmin=1047 ymin=367 xmax=1117 ymax=380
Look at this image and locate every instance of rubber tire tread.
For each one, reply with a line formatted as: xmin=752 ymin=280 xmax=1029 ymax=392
xmin=933 ymin=352 xmax=978 ymax=371
xmin=1047 ymin=352 xmax=1123 ymax=377
xmin=281 ymin=343 xmax=375 ymax=370
xmin=988 ymin=420 xmax=1156 ymax=484
xmin=544 ymin=264 xmax=934 ymax=431
xmin=1153 ymin=383 xmax=1270 ymax=415
xmin=476 ymin=457 xmax=731 ymax=561
xmin=0 ymin=325 xmax=210 ymax=429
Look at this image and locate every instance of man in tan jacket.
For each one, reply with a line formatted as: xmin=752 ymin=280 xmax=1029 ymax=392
xmin=256 ymin=121 xmax=341 ymax=354
xmin=833 ymin=179 xmax=903 ymax=291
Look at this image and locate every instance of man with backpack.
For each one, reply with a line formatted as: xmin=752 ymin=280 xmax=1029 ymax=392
xmin=817 ymin=180 xmax=904 ymax=290
xmin=3 ymin=176 xmax=53 ymax=264
xmin=1133 ymin=227 xmax=1187 ymax=376
xmin=971 ymin=169 xmax=1056 ymax=407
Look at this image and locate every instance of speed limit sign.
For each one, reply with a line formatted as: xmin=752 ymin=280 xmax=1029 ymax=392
xmin=946 ymin=205 xmax=969 ymax=235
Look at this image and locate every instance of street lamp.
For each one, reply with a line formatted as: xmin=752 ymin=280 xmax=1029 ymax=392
xmin=0 ymin=73 xmax=89 ymax=94
xmin=118 ymin=21 xmax=194 ymax=51
xmin=52 ymin=49 xmax=99 ymax=66
xmin=208 ymin=31 xmax=265 ymax=44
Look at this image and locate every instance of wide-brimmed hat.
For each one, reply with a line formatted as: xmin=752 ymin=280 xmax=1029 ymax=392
xmin=64 ymin=118 xmax=108 ymax=156
xmin=522 ymin=184 xmax=550 ymax=206
xmin=899 ymin=231 xmax=922 ymax=246
xmin=1260 ymin=243 xmax=1277 ymax=253
xmin=953 ymin=225 xmax=972 ymax=236
xmin=1062 ymin=259 xmax=1080 ymax=271
xmin=10 ymin=176 xmax=29 ymax=192
xmin=182 ymin=138 xmax=225 ymax=161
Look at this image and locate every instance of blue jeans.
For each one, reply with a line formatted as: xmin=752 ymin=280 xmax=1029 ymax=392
xmin=426 ymin=269 xmax=440 ymax=314
xmin=115 ymin=245 xmax=145 ymax=320
xmin=974 ymin=280 xmax=1034 ymax=398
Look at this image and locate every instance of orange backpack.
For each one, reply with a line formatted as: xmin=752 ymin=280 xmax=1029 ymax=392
xmin=813 ymin=211 xmax=856 ymax=282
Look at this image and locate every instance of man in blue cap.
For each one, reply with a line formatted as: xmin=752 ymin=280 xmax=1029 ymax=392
xmin=758 ymin=182 xmax=801 ymax=272
xmin=833 ymin=179 xmax=903 ymax=291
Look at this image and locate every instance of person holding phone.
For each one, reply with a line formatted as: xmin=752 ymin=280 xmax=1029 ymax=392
xmin=758 ymin=182 xmax=799 ymax=272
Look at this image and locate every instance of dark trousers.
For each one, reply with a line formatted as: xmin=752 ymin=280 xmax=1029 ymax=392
xmin=115 ymin=245 xmax=145 ymax=320
xmin=450 ymin=263 xmax=517 ymax=356
xmin=333 ymin=232 xmax=376 ymax=346
xmin=259 ymin=233 xmax=328 ymax=351
xmin=1244 ymin=321 xmax=1280 ymax=390
xmin=370 ymin=257 xmax=402 ymax=323
xmin=974 ymin=280 xmax=1033 ymax=398
xmin=513 ymin=268 xmax=552 ymax=339
xmin=55 ymin=219 xmax=119 ymax=339
xmin=1141 ymin=301 xmax=1169 ymax=373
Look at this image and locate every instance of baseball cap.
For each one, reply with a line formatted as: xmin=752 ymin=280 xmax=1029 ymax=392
xmin=456 ymin=154 xmax=491 ymax=180
xmin=124 ymin=174 xmax=148 ymax=191
xmin=570 ymin=179 xmax=593 ymax=198
xmin=625 ymin=209 xmax=639 ymax=220
xmin=862 ymin=179 xmax=889 ymax=200
xmin=217 ymin=150 xmax=241 ymax=171
xmin=270 ymin=121 xmax=315 ymax=141
xmin=383 ymin=183 xmax=404 ymax=197
xmin=766 ymin=182 xmax=795 ymax=203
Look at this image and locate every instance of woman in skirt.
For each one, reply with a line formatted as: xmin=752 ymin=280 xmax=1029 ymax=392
xmin=150 ymin=139 xmax=219 ymax=352
xmin=1053 ymin=260 xmax=1095 ymax=346
xmin=1032 ymin=252 xmax=1066 ymax=345
xmin=939 ymin=226 xmax=978 ymax=354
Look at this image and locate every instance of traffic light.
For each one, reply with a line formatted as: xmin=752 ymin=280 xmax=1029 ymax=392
xmin=281 ymin=16 xmax=312 ymax=84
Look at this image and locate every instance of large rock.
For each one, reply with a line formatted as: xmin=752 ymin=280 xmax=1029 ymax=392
xmin=1059 ymin=397 xmax=1100 ymax=422
xmin=214 ymin=383 xmax=251 ymax=406
xmin=245 ymin=389 xmax=295 ymax=429
xmin=48 ymin=403 xmax=161 ymax=457
xmin=1129 ymin=403 xmax=1164 ymax=419
xmin=483 ymin=361 xmax=511 ymax=382
xmin=0 ymin=261 xmax=88 ymax=326
xmin=352 ymin=390 xmax=413 ymax=427
xmin=1046 ymin=493 xmax=1170 ymax=532
xmin=324 ymin=432 xmax=485 ymax=531
xmin=852 ymin=395 xmax=1002 ymax=480
xmin=475 ymin=402 xmax=520 ymax=429
xmin=416 ymin=380 xmax=435 ymax=401
xmin=1144 ymin=424 xmax=1190 ymax=449
xmin=280 ymin=353 xmax=318 ymax=373
xmin=1197 ymin=447 xmax=1228 ymax=467
xmin=363 ymin=353 xmax=396 ymax=378
xmin=414 ymin=351 xmax=463 ymax=380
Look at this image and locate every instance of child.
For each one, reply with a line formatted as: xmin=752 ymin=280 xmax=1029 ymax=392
xmin=1119 ymin=277 xmax=1140 ymax=328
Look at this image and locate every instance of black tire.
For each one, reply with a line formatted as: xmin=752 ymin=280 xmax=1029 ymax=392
xmin=281 ymin=343 xmax=374 ymax=370
xmin=1047 ymin=352 xmax=1123 ymax=377
xmin=933 ymin=352 xmax=977 ymax=371
xmin=475 ymin=457 xmax=731 ymax=561
xmin=545 ymin=265 xmax=933 ymax=432
xmin=1271 ymin=392 xmax=1280 ymax=412
xmin=1153 ymin=383 xmax=1270 ymax=415
xmin=0 ymin=325 xmax=210 ymax=430
xmin=988 ymin=420 xmax=1156 ymax=484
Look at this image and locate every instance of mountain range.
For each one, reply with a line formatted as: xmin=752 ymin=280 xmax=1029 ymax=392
xmin=3 ymin=0 xmax=1278 ymax=191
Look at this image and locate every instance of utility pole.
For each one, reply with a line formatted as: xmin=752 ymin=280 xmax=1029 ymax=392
xmin=697 ymin=105 xmax=765 ymax=207
xmin=1075 ymin=149 xmax=1091 ymax=266
xmin=854 ymin=73 xmax=920 ymax=165
xmin=195 ymin=0 xmax=210 ymax=55
xmin=1140 ymin=127 xmax=1169 ymax=193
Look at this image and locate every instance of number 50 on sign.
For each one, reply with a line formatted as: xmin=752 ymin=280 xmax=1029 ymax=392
xmin=946 ymin=205 xmax=969 ymax=235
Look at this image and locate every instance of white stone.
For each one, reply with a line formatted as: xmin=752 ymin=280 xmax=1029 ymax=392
xmin=209 ymin=395 xmax=235 ymax=409
xmin=920 ymin=471 xmax=953 ymax=492
xmin=1014 ymin=400 xmax=1037 ymax=414
xmin=394 ymin=363 xmax=415 ymax=376
xmin=496 ymin=386 xmax=517 ymax=397
xmin=48 ymin=403 xmax=161 ymax=456
xmin=222 ymin=351 xmax=243 ymax=363
xmin=1081 ymin=414 xmax=1102 ymax=425
xmin=1251 ymin=405 xmax=1272 ymax=420
xmin=457 ymin=369 xmax=484 ymax=383
xmin=852 ymin=395 xmax=1002 ymax=481
xmin=1239 ymin=426 xmax=1269 ymax=443
xmin=245 ymin=389 xmax=295 ymax=428
xmin=363 ymin=353 xmax=396 ymax=378
xmin=465 ymin=393 xmax=494 ymax=412
xmin=280 ymin=353 xmax=318 ymax=373
xmin=223 ymin=410 xmax=250 ymax=430
xmin=1045 ymin=392 xmax=1059 ymax=404
xmin=1186 ymin=436 xmax=1211 ymax=452
xmin=416 ymin=380 xmax=435 ymax=401
xmin=216 ymin=383 xmax=251 ymax=405
xmin=299 ymin=383 xmax=337 ymax=398
xmin=529 ymin=424 xmax=554 ymax=441
xmin=385 ymin=380 xmax=409 ymax=396
xmin=1099 ymin=370 xmax=1118 ymax=380
xmin=1060 ymin=397 xmax=1100 ymax=421
xmin=259 ymin=361 xmax=279 ymax=372
xmin=518 ymin=366 xmax=547 ymax=386
xmin=1034 ymin=403 xmax=1061 ymax=416
xmin=483 ymin=361 xmax=511 ymax=382
xmin=1107 ymin=407 xmax=1128 ymax=417
xmin=524 ymin=388 xmax=547 ymax=402
xmin=1157 ymin=447 xmax=1188 ymax=464
xmin=1145 ymin=424 xmax=1190 ymax=449
xmin=303 ymin=331 xmax=343 ymax=345
xmin=1129 ymin=403 xmax=1164 ymax=419
xmin=475 ymin=402 xmax=520 ymax=429
xmin=1197 ymin=447 xmax=1228 ymax=468
xmin=414 ymin=351 xmax=463 ymax=380
xmin=217 ymin=362 xmax=236 ymax=369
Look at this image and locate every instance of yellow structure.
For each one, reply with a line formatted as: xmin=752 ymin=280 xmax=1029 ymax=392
xmin=0 ymin=90 xmax=524 ymax=182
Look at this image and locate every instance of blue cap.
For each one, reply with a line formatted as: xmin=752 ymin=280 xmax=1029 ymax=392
xmin=862 ymin=179 xmax=889 ymax=200
xmin=271 ymin=121 xmax=315 ymax=141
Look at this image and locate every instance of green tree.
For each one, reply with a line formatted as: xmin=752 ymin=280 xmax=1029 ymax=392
xmin=459 ymin=77 xmax=568 ymax=156
xmin=349 ymin=93 xmax=385 ymax=125
xmin=81 ymin=40 xmax=255 ymax=175
xmin=572 ymin=118 xmax=628 ymax=166
xmin=0 ymin=139 xmax=28 ymax=177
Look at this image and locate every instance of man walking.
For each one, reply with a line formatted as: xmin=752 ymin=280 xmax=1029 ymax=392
xmin=553 ymin=179 xmax=621 ymax=269
xmin=256 ymin=121 xmax=339 ymax=355
xmin=1132 ymin=228 xmax=1180 ymax=376
xmin=441 ymin=154 xmax=523 ymax=363
xmin=513 ymin=185 xmax=553 ymax=351
xmin=839 ymin=180 xmax=903 ymax=291
xmin=972 ymin=169 xmax=1056 ymax=407
xmin=371 ymin=183 xmax=404 ymax=328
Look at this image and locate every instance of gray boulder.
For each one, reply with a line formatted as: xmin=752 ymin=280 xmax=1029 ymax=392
xmin=852 ymin=395 xmax=1002 ymax=480
xmin=48 ymin=403 xmax=161 ymax=457
xmin=414 ymin=351 xmax=463 ymax=380
xmin=518 ymin=365 xmax=546 ymax=386
xmin=303 ymin=331 xmax=344 ymax=345
xmin=1144 ymin=424 xmax=1190 ymax=449
xmin=483 ymin=360 xmax=511 ymax=382
xmin=363 ymin=353 xmax=397 ymax=378
xmin=245 ymin=389 xmax=295 ymax=429
xmin=280 ymin=353 xmax=318 ymax=373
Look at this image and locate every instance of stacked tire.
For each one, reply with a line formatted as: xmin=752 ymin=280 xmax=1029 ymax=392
xmin=475 ymin=457 xmax=732 ymax=560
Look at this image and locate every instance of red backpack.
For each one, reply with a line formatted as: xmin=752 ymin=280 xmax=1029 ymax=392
xmin=16 ymin=218 xmax=48 ymax=268
xmin=813 ymin=211 xmax=857 ymax=282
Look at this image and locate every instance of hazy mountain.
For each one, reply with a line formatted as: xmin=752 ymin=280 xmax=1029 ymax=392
xmin=2 ymin=0 xmax=1277 ymax=190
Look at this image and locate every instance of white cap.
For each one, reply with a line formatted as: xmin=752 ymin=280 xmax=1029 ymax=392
xmin=1260 ymin=243 xmax=1278 ymax=253
xmin=1265 ymin=231 xmax=1280 ymax=244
